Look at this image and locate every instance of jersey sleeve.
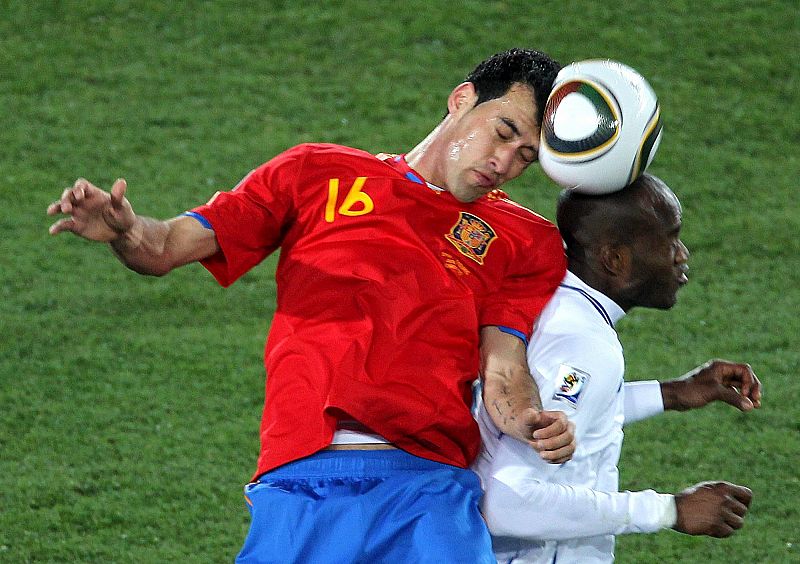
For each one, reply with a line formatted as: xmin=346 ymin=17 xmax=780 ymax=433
xmin=623 ymin=380 xmax=665 ymax=424
xmin=188 ymin=145 xmax=309 ymax=287
xmin=479 ymin=225 xmax=566 ymax=339
xmin=481 ymin=468 xmax=677 ymax=539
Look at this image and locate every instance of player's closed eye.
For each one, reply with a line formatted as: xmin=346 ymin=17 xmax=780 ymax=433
xmin=497 ymin=128 xmax=512 ymax=141
xmin=519 ymin=149 xmax=536 ymax=165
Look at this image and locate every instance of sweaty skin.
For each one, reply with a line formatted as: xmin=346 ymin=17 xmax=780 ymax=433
xmin=407 ymin=83 xmax=539 ymax=203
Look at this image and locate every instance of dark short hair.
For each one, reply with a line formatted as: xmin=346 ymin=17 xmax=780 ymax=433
xmin=465 ymin=48 xmax=561 ymax=126
xmin=556 ymin=174 xmax=674 ymax=259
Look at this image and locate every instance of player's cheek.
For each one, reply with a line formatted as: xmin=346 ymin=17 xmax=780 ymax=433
xmin=511 ymin=159 xmax=529 ymax=179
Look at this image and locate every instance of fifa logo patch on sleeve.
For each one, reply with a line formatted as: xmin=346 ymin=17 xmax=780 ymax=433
xmin=445 ymin=212 xmax=497 ymax=265
xmin=553 ymin=364 xmax=591 ymax=408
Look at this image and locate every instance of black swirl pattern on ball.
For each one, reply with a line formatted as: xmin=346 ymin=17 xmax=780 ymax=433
xmin=543 ymin=80 xmax=621 ymax=158
xmin=630 ymin=105 xmax=662 ymax=181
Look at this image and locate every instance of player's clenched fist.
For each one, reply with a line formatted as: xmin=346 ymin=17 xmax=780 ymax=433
xmin=526 ymin=409 xmax=576 ymax=464
xmin=47 ymin=178 xmax=135 ymax=242
xmin=662 ymin=359 xmax=762 ymax=412
xmin=673 ymin=481 xmax=752 ymax=537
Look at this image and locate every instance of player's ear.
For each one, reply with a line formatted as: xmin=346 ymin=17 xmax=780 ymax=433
xmin=447 ymin=82 xmax=478 ymax=116
xmin=600 ymin=243 xmax=630 ymax=278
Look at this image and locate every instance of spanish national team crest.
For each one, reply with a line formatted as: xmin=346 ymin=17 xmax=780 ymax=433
xmin=445 ymin=212 xmax=497 ymax=265
xmin=553 ymin=364 xmax=591 ymax=408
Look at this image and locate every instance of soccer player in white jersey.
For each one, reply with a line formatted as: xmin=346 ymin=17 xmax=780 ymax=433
xmin=473 ymin=173 xmax=761 ymax=563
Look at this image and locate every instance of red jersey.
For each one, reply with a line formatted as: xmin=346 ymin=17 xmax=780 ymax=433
xmin=191 ymin=143 xmax=566 ymax=477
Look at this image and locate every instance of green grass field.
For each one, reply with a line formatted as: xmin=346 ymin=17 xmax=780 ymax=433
xmin=2 ymin=1 xmax=798 ymax=562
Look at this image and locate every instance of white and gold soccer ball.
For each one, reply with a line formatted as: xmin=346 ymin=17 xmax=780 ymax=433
xmin=539 ymin=59 xmax=662 ymax=195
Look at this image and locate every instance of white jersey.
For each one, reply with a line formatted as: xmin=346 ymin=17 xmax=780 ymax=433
xmin=473 ymin=271 xmax=674 ymax=563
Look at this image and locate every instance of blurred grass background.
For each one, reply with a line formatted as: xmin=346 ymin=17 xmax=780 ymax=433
xmin=1 ymin=1 xmax=797 ymax=561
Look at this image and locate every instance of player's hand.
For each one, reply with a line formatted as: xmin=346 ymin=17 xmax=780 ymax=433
xmin=48 ymin=178 xmax=136 ymax=242
xmin=525 ymin=409 xmax=575 ymax=464
xmin=673 ymin=481 xmax=752 ymax=537
xmin=661 ymin=359 xmax=761 ymax=412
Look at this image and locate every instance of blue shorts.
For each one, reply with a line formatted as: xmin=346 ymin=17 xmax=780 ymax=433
xmin=235 ymin=450 xmax=494 ymax=563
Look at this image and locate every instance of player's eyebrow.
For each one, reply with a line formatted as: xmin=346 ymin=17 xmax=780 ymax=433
xmin=500 ymin=116 xmax=537 ymax=158
xmin=499 ymin=117 xmax=521 ymax=136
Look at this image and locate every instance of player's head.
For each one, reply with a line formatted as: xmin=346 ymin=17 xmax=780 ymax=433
xmin=434 ymin=49 xmax=561 ymax=203
xmin=465 ymin=48 xmax=561 ymax=130
xmin=556 ymin=173 xmax=690 ymax=311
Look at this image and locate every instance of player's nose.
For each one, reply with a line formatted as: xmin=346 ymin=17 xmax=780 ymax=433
xmin=489 ymin=147 xmax=514 ymax=177
xmin=676 ymin=240 xmax=690 ymax=263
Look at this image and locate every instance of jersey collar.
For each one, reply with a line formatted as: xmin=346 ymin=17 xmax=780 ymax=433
xmin=561 ymin=271 xmax=626 ymax=327
xmin=376 ymin=153 xmax=446 ymax=193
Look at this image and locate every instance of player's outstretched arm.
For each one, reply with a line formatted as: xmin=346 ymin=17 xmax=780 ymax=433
xmin=673 ymin=481 xmax=752 ymax=537
xmin=480 ymin=327 xmax=575 ymax=464
xmin=482 ymin=475 xmax=750 ymax=541
xmin=47 ymin=178 xmax=219 ymax=276
xmin=660 ymin=359 xmax=762 ymax=412
xmin=482 ymin=473 xmax=678 ymax=540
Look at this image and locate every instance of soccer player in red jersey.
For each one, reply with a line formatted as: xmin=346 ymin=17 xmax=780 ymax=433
xmin=48 ymin=49 xmax=574 ymax=563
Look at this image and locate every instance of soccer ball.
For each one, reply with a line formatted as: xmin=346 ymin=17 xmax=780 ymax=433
xmin=538 ymin=59 xmax=662 ymax=194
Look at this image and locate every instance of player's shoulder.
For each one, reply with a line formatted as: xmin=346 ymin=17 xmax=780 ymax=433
xmin=538 ymin=286 xmax=620 ymax=345
xmin=483 ymin=190 xmax=558 ymax=230
xmin=280 ymin=143 xmax=397 ymax=175
xmin=532 ymin=291 xmax=623 ymax=377
xmin=542 ymin=330 xmax=621 ymax=369
xmin=476 ymin=192 xmax=562 ymax=259
xmin=284 ymin=143 xmax=379 ymax=161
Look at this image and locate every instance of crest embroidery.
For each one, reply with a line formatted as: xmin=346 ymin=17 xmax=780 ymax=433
xmin=445 ymin=212 xmax=497 ymax=265
xmin=553 ymin=364 xmax=591 ymax=408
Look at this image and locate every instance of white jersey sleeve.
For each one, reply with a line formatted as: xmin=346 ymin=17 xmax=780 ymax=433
xmin=482 ymin=461 xmax=677 ymax=539
xmin=623 ymin=380 xmax=665 ymax=424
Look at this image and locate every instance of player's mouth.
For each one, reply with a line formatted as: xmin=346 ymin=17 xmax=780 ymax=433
xmin=678 ymin=265 xmax=689 ymax=285
xmin=473 ymin=170 xmax=497 ymax=191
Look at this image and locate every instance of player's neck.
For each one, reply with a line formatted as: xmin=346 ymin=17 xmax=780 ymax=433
xmin=569 ymin=261 xmax=629 ymax=312
xmin=405 ymin=120 xmax=450 ymax=190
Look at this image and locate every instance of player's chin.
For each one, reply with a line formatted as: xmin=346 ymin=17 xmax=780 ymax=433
xmin=449 ymin=187 xmax=477 ymax=203
xmin=647 ymin=294 xmax=678 ymax=311
xmin=453 ymin=190 xmax=488 ymax=203
xmin=453 ymin=178 xmax=496 ymax=202
xmin=473 ymin=186 xmax=495 ymax=201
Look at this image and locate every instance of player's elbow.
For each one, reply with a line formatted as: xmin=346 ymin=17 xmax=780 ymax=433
xmin=481 ymin=478 xmax=539 ymax=539
xmin=121 ymin=259 xmax=174 ymax=277
xmin=481 ymin=494 xmax=518 ymax=537
xmin=482 ymin=474 xmax=581 ymax=541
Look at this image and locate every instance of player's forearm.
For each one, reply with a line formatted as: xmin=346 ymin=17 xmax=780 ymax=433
xmin=482 ymin=364 xmax=544 ymax=430
xmin=480 ymin=327 xmax=544 ymax=436
xmin=482 ymin=476 xmax=676 ymax=540
xmin=109 ymin=215 xmax=176 ymax=276
xmin=659 ymin=379 xmax=687 ymax=411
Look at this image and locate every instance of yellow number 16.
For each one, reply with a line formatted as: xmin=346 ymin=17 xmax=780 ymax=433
xmin=325 ymin=177 xmax=374 ymax=223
